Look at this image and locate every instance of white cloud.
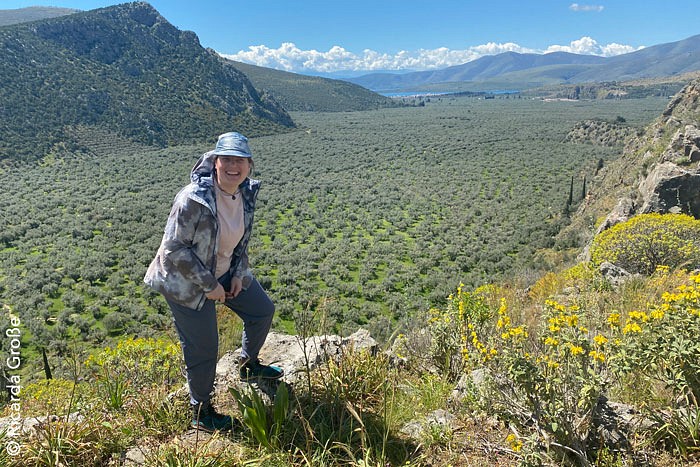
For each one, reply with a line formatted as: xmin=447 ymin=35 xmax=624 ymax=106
xmin=219 ymin=37 xmax=642 ymax=73
xmin=569 ymin=3 xmax=605 ymax=12
xmin=544 ymin=36 xmax=643 ymax=56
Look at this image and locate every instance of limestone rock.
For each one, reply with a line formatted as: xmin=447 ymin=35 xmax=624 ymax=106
xmin=596 ymin=197 xmax=637 ymax=235
xmin=638 ymin=161 xmax=700 ymax=217
xmin=400 ymin=409 xmax=458 ymax=441
xmin=213 ymin=329 xmax=378 ymax=400
xmin=599 ymin=261 xmax=637 ymax=288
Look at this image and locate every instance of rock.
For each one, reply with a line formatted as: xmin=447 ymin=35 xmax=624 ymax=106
xmin=638 ymin=161 xmax=700 ymax=218
xmin=599 ymin=261 xmax=637 ymax=288
xmin=663 ymin=124 xmax=700 ymax=164
xmin=588 ymin=396 xmax=655 ymax=454
xmin=214 ymin=329 xmax=378 ymax=400
xmin=0 ymin=412 xmax=83 ymax=436
xmin=400 ymin=409 xmax=458 ymax=441
xmin=122 ymin=430 xmax=235 ymax=466
xmin=596 ymin=197 xmax=637 ymax=235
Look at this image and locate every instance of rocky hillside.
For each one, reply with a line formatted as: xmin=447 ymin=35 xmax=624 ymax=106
xmin=228 ymin=60 xmax=400 ymax=112
xmin=563 ymin=119 xmax=640 ymax=147
xmin=0 ymin=2 xmax=294 ymax=162
xmin=558 ymin=79 xmax=700 ymax=250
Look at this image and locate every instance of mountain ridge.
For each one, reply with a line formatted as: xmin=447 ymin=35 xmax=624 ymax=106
xmin=346 ymin=34 xmax=700 ymax=92
xmin=0 ymin=2 xmax=294 ymax=162
xmin=227 ymin=59 xmax=399 ymax=112
xmin=0 ymin=6 xmax=78 ymax=26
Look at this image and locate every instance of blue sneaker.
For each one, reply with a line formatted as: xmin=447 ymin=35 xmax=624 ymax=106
xmin=239 ymin=358 xmax=284 ymax=382
xmin=192 ymin=402 xmax=234 ymax=432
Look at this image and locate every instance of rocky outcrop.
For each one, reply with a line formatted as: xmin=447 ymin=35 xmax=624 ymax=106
xmin=663 ymin=125 xmax=700 ymax=163
xmin=586 ymin=80 xmax=700 ymax=236
xmin=599 ymin=261 xmax=639 ymax=288
xmin=638 ymin=162 xmax=700 ymax=217
xmin=213 ymin=329 xmax=378 ymax=400
xmin=564 ymin=119 xmax=638 ymax=147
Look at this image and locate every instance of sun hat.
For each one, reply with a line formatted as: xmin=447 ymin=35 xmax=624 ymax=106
xmin=212 ymin=132 xmax=253 ymax=158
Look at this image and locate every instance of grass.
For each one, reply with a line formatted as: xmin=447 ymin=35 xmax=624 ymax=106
xmin=7 ymin=265 xmax=698 ymax=466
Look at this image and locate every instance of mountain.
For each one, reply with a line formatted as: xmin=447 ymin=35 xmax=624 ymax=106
xmin=0 ymin=6 xmax=78 ymax=26
xmin=227 ymin=60 xmax=399 ymax=111
xmin=0 ymin=2 xmax=294 ymax=162
xmin=348 ymin=52 xmax=605 ymax=91
xmin=347 ymin=35 xmax=700 ymax=92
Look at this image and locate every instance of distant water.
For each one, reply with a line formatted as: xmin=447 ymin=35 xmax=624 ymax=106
xmin=380 ymin=91 xmax=454 ymax=97
xmin=381 ymin=90 xmax=520 ymax=98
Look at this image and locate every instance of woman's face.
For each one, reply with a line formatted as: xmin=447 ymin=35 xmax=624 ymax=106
xmin=215 ymin=156 xmax=251 ymax=191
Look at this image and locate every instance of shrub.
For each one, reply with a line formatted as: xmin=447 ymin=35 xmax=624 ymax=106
xmin=591 ymin=213 xmax=700 ymax=274
xmin=608 ymin=272 xmax=700 ymax=402
xmin=84 ymin=336 xmax=182 ymax=391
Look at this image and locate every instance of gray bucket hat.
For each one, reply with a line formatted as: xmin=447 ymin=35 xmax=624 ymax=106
xmin=213 ymin=132 xmax=253 ymax=158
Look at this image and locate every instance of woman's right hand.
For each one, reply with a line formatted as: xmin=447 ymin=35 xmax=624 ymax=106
xmin=205 ymin=283 xmax=226 ymax=302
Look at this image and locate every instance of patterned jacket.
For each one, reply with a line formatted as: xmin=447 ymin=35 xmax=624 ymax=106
xmin=144 ymin=151 xmax=260 ymax=310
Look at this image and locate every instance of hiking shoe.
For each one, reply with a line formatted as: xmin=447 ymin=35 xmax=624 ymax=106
xmin=239 ymin=358 xmax=284 ymax=382
xmin=192 ymin=402 xmax=234 ymax=432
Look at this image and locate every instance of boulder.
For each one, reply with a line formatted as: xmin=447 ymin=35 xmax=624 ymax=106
xmin=213 ymin=329 xmax=378 ymax=400
xmin=638 ymin=162 xmax=700 ymax=218
xmin=400 ymin=409 xmax=458 ymax=441
xmin=664 ymin=124 xmax=700 ymax=164
xmin=595 ymin=197 xmax=637 ymax=235
xmin=599 ymin=261 xmax=637 ymax=288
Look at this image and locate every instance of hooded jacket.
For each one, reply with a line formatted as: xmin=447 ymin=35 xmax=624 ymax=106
xmin=144 ymin=151 xmax=260 ymax=310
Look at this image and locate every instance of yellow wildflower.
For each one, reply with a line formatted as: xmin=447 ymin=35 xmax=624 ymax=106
xmin=589 ymin=350 xmax=605 ymax=363
xmin=506 ymin=434 xmax=523 ymax=452
xmin=607 ymin=313 xmax=621 ymax=327
xmin=544 ymin=336 xmax=559 ymax=346
xmin=593 ymin=334 xmax=608 ymax=346
xmin=650 ymin=309 xmax=665 ymax=320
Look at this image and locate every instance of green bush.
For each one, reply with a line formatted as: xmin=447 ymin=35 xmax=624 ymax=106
xmin=591 ymin=213 xmax=700 ymax=274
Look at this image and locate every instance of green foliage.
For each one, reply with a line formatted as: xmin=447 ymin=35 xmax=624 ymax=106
xmin=0 ymin=3 xmax=293 ymax=161
xmin=24 ymin=417 xmax=103 ymax=467
xmin=84 ymin=336 xmax=182 ymax=391
xmin=425 ymin=283 xmax=494 ymax=379
xmin=230 ymin=382 xmax=292 ymax=450
xmin=231 ymin=60 xmax=401 ymax=112
xmin=608 ymin=273 xmax=700 ymax=403
xmin=591 ymin=213 xmax=700 ymax=274
xmin=0 ymin=97 xmax=668 ymax=377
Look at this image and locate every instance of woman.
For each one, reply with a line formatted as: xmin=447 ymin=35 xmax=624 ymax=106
xmin=144 ymin=131 xmax=283 ymax=432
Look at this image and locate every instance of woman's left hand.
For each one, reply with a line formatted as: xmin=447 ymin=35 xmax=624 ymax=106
xmin=227 ymin=276 xmax=243 ymax=298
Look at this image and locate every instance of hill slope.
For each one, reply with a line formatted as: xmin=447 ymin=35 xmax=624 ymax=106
xmin=228 ymin=60 xmax=399 ymax=111
xmin=0 ymin=6 xmax=78 ymax=26
xmin=557 ymin=78 xmax=700 ymax=251
xmin=0 ymin=2 xmax=294 ymax=162
xmin=347 ymin=35 xmax=700 ymax=92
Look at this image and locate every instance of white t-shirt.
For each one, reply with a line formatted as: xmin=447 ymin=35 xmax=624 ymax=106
xmin=214 ymin=183 xmax=245 ymax=279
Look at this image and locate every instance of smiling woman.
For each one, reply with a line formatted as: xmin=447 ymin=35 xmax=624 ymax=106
xmin=143 ymin=131 xmax=283 ymax=433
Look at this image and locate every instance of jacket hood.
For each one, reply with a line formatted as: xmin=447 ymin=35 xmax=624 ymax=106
xmin=191 ymin=150 xmax=218 ymax=184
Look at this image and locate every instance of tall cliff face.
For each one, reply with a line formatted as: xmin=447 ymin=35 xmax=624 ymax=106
xmin=558 ymin=79 xmax=700 ymax=252
xmin=0 ymin=2 xmax=294 ymax=161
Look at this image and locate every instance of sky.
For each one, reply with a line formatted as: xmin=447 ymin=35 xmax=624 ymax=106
xmin=3 ymin=0 xmax=700 ymax=75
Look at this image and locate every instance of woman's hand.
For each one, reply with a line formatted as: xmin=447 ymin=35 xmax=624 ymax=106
xmin=205 ymin=283 xmax=226 ymax=302
xmin=228 ymin=277 xmax=243 ymax=298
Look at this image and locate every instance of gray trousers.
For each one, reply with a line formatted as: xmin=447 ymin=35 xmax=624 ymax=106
xmin=167 ymin=275 xmax=275 ymax=405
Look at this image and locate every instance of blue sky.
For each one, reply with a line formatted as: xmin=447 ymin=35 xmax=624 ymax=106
xmin=4 ymin=1 xmax=699 ymax=73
